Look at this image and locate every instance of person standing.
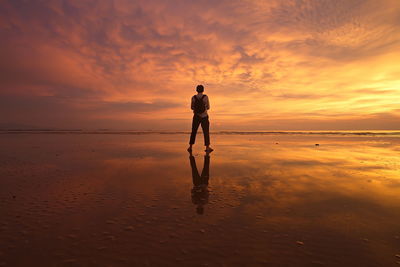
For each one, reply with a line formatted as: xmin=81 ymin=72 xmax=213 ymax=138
xmin=188 ymin=85 xmax=213 ymax=152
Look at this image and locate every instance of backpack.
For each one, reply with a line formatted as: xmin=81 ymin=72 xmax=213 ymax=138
xmin=193 ymin=95 xmax=206 ymax=114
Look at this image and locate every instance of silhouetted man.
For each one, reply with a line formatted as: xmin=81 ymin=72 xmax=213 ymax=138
xmin=189 ymin=151 xmax=210 ymax=215
xmin=188 ymin=85 xmax=213 ymax=153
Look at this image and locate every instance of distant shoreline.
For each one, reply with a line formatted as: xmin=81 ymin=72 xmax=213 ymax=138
xmin=1 ymin=129 xmax=400 ymax=136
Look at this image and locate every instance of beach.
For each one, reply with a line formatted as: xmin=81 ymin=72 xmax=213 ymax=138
xmin=1 ymin=132 xmax=400 ymax=266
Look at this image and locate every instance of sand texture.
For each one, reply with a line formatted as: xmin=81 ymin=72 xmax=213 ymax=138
xmin=1 ymin=133 xmax=400 ymax=266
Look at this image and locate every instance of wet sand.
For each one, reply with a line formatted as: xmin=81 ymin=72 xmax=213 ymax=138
xmin=1 ymin=133 xmax=400 ymax=266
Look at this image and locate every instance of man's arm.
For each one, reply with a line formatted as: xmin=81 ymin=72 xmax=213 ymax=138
xmin=191 ymin=96 xmax=194 ymax=110
xmin=205 ymin=95 xmax=210 ymax=110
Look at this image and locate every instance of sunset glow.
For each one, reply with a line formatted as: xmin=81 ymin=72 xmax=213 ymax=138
xmin=1 ymin=0 xmax=399 ymax=130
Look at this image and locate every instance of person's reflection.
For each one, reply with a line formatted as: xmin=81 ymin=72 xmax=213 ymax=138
xmin=189 ymin=151 xmax=210 ymax=215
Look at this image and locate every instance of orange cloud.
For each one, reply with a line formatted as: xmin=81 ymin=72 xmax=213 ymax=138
xmin=0 ymin=0 xmax=399 ymax=129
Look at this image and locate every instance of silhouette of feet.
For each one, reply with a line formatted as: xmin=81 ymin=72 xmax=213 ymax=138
xmin=205 ymin=147 xmax=214 ymax=153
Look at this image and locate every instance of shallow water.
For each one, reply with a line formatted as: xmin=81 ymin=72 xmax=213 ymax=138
xmin=1 ymin=134 xmax=400 ymax=266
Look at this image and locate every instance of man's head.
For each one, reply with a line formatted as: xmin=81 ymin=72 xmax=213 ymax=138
xmin=196 ymin=84 xmax=204 ymax=93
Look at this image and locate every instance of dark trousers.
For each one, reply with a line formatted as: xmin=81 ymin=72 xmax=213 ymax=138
xmin=189 ymin=115 xmax=210 ymax=146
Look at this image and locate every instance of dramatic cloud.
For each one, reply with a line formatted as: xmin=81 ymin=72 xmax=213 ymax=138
xmin=0 ymin=0 xmax=399 ymax=129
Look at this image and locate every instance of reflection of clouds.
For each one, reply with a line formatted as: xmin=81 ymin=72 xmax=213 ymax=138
xmin=5 ymin=133 xmax=397 ymax=264
xmin=210 ymin=136 xmax=400 ymax=206
xmin=1 ymin=0 xmax=400 ymax=129
xmin=200 ymin=137 xmax=400 ymax=244
xmin=3 ymin=132 xmax=400 ymax=265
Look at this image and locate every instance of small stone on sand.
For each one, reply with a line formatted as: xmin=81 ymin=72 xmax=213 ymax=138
xmin=124 ymin=226 xmax=134 ymax=231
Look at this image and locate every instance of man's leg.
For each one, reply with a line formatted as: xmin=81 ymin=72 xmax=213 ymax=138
xmin=200 ymin=116 xmax=210 ymax=147
xmin=189 ymin=115 xmax=201 ymax=146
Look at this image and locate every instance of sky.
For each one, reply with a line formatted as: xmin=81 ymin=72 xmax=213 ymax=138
xmin=0 ymin=0 xmax=399 ymax=130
